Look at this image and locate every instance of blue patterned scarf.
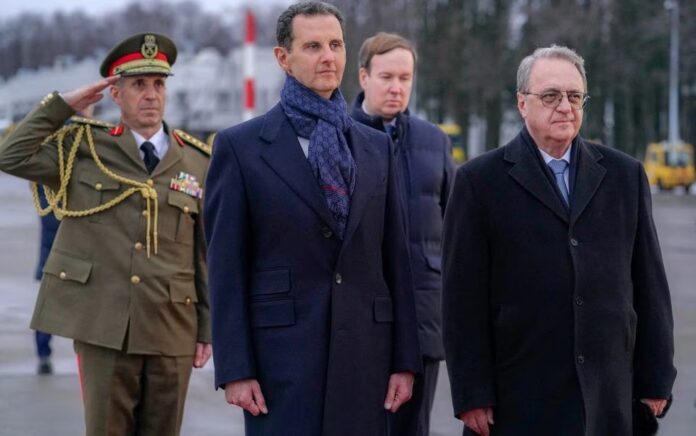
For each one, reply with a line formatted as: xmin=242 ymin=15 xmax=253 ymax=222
xmin=280 ymin=75 xmax=356 ymax=239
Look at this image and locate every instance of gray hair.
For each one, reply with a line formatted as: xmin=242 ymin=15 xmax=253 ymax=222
xmin=276 ymin=1 xmax=346 ymax=51
xmin=516 ymin=45 xmax=587 ymax=92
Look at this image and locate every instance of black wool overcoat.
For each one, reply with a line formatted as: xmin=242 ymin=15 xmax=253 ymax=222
xmin=442 ymin=128 xmax=676 ymax=436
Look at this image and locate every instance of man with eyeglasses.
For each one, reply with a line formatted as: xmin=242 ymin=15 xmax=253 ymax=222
xmin=442 ymin=45 xmax=675 ymax=435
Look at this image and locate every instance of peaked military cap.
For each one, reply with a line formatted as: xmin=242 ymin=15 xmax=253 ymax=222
xmin=100 ymin=32 xmax=177 ymax=78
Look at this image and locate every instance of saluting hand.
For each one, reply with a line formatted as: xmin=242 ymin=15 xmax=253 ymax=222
xmin=61 ymin=75 xmax=120 ymax=113
xmin=225 ymin=378 xmax=269 ymax=416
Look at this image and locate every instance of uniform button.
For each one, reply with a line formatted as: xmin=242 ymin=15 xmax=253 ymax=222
xmin=183 ymin=206 xmax=190 ymax=214
xmin=146 ymin=179 xmax=154 ymax=187
xmin=575 ymin=296 xmax=584 ymax=306
xmin=59 ymin=271 xmax=67 ymax=280
xmin=184 ymin=297 xmax=192 ymax=305
xmin=335 ymin=273 xmax=343 ymax=285
xmin=577 ymin=355 xmax=585 ymax=364
xmin=131 ymin=275 xmax=141 ymax=285
xmin=321 ymin=227 xmax=333 ymax=238
xmin=142 ymin=210 xmax=148 ymax=217
xmin=95 ymin=183 xmax=103 ymax=191
xmin=134 ymin=242 xmax=143 ymax=251
xmin=570 ymin=238 xmax=579 ymax=246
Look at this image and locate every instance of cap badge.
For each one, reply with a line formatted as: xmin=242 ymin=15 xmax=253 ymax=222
xmin=141 ymin=34 xmax=159 ymax=59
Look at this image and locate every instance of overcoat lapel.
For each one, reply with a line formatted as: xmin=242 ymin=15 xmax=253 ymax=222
xmin=341 ymin=125 xmax=379 ymax=245
xmin=570 ymin=139 xmax=605 ymax=225
xmin=505 ymin=134 xmax=569 ymax=223
xmin=259 ymin=105 xmax=339 ymax=235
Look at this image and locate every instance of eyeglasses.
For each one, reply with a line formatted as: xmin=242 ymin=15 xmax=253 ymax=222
xmin=522 ymin=90 xmax=589 ymax=110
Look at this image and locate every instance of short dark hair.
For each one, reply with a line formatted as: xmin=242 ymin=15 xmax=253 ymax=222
xmin=358 ymin=32 xmax=417 ymax=72
xmin=276 ymin=1 xmax=346 ymax=51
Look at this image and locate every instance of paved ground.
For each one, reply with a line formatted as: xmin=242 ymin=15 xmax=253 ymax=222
xmin=0 ymin=171 xmax=694 ymax=435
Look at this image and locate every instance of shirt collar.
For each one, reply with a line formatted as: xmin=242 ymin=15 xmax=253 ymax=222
xmin=538 ymin=144 xmax=572 ymax=166
xmin=361 ymin=100 xmax=373 ymax=117
xmin=131 ymin=125 xmax=167 ymax=158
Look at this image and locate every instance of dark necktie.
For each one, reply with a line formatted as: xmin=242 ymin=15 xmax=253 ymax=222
xmin=140 ymin=141 xmax=159 ymax=174
xmin=548 ymin=159 xmax=569 ymax=206
xmin=385 ymin=124 xmax=397 ymax=142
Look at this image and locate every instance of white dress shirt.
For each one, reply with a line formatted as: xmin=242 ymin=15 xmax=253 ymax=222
xmin=131 ymin=125 xmax=168 ymax=161
xmin=298 ymin=136 xmax=310 ymax=158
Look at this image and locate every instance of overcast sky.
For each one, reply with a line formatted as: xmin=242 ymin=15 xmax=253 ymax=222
xmin=1 ymin=0 xmax=291 ymax=19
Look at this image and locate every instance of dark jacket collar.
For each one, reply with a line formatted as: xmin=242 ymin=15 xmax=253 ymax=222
xmin=350 ymin=91 xmax=411 ymax=131
xmin=257 ymin=103 xmax=381 ymax=244
xmin=505 ymin=126 xmax=605 ymax=225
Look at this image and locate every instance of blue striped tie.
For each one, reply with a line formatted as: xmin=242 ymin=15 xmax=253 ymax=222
xmin=548 ymin=159 xmax=569 ymax=206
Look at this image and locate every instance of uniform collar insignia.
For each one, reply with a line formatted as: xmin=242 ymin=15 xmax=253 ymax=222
xmin=110 ymin=125 xmax=124 ymax=136
xmin=172 ymin=130 xmax=185 ymax=147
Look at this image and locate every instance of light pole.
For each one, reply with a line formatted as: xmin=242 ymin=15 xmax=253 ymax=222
xmin=664 ymin=0 xmax=680 ymax=144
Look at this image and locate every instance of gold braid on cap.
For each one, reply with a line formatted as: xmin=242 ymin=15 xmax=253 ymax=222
xmin=31 ymin=123 xmax=160 ymax=257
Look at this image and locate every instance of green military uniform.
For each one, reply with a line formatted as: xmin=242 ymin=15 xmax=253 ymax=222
xmin=0 ymin=33 xmax=210 ymax=436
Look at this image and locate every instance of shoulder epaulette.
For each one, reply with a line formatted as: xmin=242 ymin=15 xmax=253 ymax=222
xmin=173 ymin=129 xmax=211 ymax=156
xmin=69 ymin=116 xmax=115 ymax=129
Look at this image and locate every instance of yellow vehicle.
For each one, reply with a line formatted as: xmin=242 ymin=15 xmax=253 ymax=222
xmin=438 ymin=123 xmax=466 ymax=164
xmin=644 ymin=142 xmax=695 ymax=190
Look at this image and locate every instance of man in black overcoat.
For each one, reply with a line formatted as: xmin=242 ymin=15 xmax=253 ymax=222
xmin=442 ymin=45 xmax=676 ymax=436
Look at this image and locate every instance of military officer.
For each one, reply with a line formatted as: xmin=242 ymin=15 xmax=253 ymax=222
xmin=0 ymin=33 xmax=212 ymax=436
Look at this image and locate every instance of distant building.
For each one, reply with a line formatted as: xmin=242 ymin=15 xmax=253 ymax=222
xmin=0 ymin=47 xmax=285 ymax=137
